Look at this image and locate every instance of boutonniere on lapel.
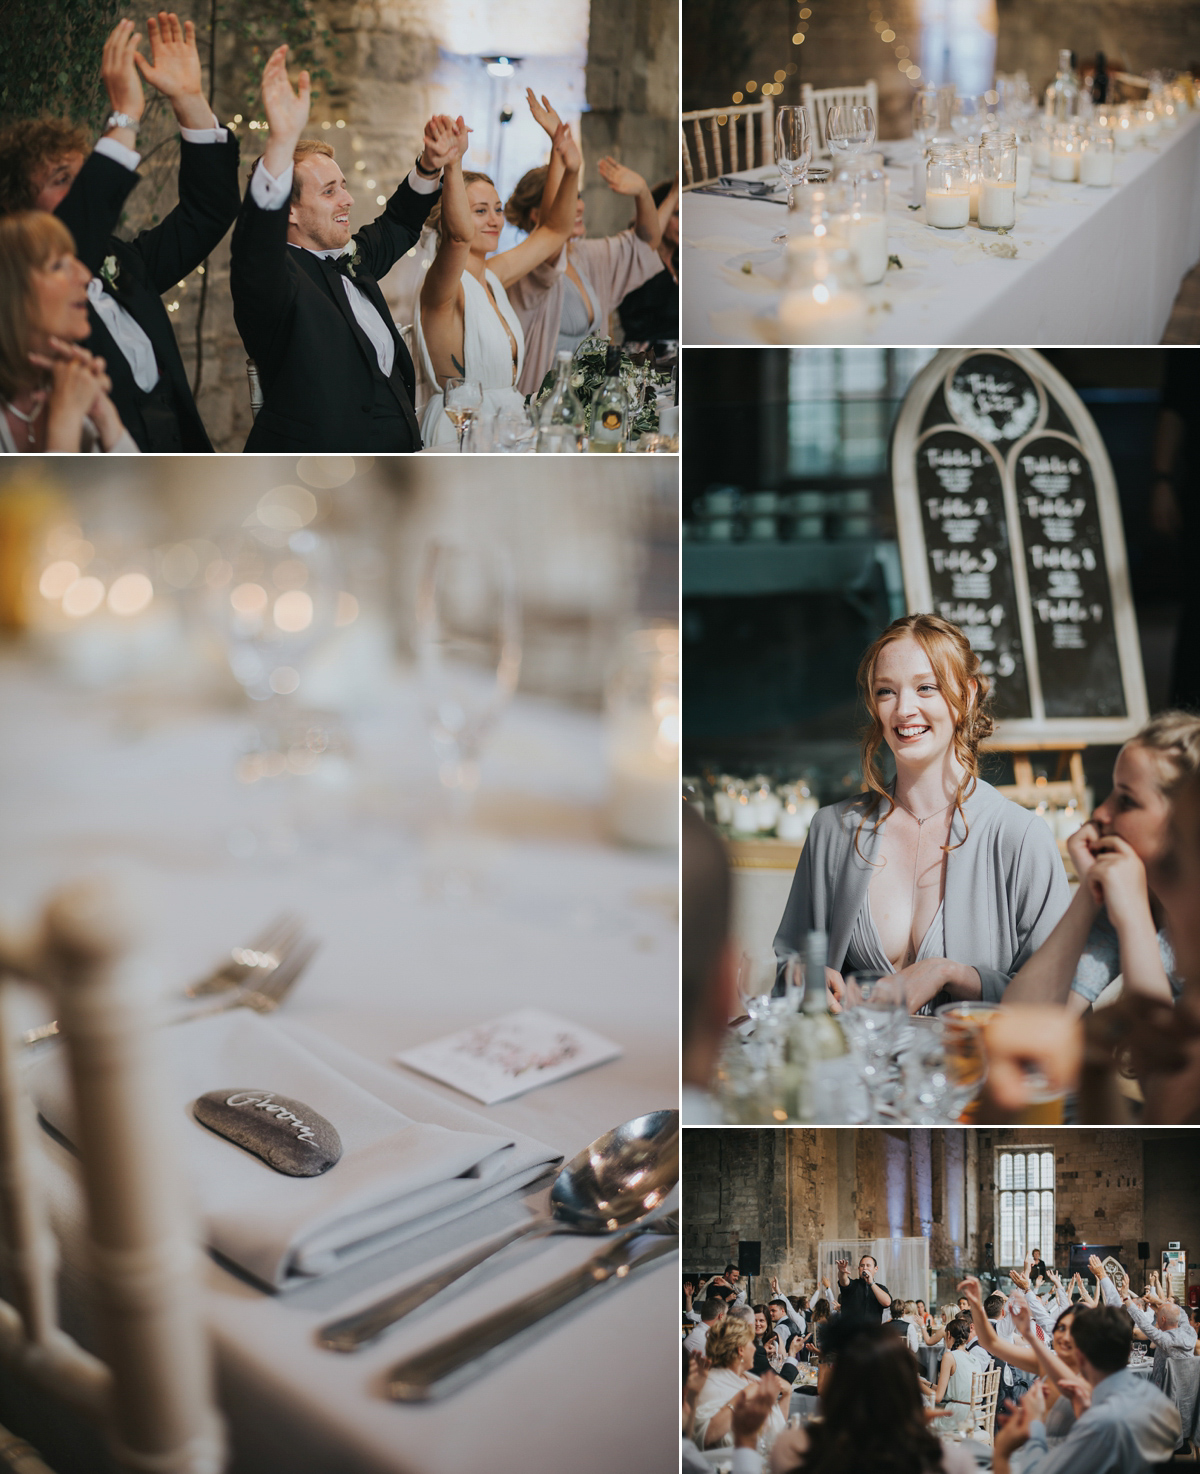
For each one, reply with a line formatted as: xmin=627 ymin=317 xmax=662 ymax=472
xmin=342 ymin=240 xmax=358 ymax=280
xmin=100 ymin=254 xmax=120 ymax=289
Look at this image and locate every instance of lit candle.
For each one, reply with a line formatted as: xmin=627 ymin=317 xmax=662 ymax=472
xmin=778 ymin=288 xmax=868 ymax=343
xmin=847 ymin=212 xmax=888 ymax=284
xmin=1049 ymin=144 xmax=1077 ymax=181
xmin=1079 ymin=146 xmax=1114 ymax=187
xmin=925 ymin=188 xmax=970 ymax=228
xmin=1114 ymin=115 xmax=1136 ymax=150
xmin=978 ymin=179 xmax=1016 ymax=229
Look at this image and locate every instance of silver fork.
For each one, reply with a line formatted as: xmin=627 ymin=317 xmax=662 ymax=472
xmin=20 ymin=929 xmax=318 ymax=1046
xmin=184 ymin=912 xmax=304 ymax=997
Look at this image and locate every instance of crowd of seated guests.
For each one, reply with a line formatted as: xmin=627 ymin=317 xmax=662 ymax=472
xmin=683 ymin=1250 xmax=1191 ymax=1472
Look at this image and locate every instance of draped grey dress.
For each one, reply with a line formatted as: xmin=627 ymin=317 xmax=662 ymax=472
xmin=774 ymin=779 xmax=1071 ymax=1002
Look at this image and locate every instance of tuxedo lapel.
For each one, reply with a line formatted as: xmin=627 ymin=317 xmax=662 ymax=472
xmin=303 ymin=252 xmax=420 ymax=436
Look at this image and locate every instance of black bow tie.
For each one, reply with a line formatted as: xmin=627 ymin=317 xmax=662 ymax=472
xmin=330 ymin=252 xmax=359 ymax=282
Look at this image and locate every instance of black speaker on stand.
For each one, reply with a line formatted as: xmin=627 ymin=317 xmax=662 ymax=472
xmin=739 ymin=1240 xmax=762 ymax=1303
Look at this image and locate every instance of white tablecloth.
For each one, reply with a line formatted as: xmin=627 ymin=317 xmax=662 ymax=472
xmin=0 ymin=657 xmax=678 ymax=1474
xmin=681 ymin=108 xmax=1200 ymax=345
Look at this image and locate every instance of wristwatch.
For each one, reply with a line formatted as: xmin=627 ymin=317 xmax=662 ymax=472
xmin=105 ymin=111 xmax=140 ymax=135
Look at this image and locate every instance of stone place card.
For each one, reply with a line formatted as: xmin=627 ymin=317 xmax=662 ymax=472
xmin=193 ymin=1088 xmax=343 ymax=1176
xmin=395 ymin=1008 xmax=623 ymax=1105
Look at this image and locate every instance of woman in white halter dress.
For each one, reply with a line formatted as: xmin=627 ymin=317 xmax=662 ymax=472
xmin=416 ymin=114 xmax=581 ymax=447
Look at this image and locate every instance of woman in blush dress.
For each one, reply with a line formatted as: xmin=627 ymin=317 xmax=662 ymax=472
xmin=415 ymin=114 xmax=580 ymax=447
xmin=0 ymin=212 xmax=137 ymax=453
xmin=504 ymin=90 xmax=675 ymax=396
xmin=775 ymin=613 xmax=1069 ymax=1014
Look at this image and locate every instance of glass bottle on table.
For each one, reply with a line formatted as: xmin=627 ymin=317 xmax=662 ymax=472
xmin=534 ymin=350 xmax=586 ymax=453
xmin=588 ymin=345 xmax=629 ymax=453
xmin=1045 ymin=48 xmax=1080 ymax=120
xmin=783 ymin=929 xmax=850 ymax=1122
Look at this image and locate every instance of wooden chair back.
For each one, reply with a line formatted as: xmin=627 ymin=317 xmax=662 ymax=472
xmin=682 ymin=99 xmax=775 ymax=188
xmin=969 ymin=1365 xmax=1003 ymax=1445
xmin=801 ymin=81 xmax=880 ymax=157
xmin=0 ymin=880 xmax=224 ymax=1473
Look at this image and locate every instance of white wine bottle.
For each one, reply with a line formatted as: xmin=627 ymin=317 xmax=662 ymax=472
xmin=588 ymin=346 xmax=628 ymax=453
xmin=535 ymin=350 xmax=586 ymax=453
xmin=783 ymin=930 xmax=849 ymax=1122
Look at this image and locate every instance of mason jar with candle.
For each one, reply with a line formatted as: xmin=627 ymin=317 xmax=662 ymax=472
xmin=978 ymin=131 xmax=1017 ymax=229
xmin=1139 ymin=101 xmax=1160 ymax=139
xmin=778 ymin=238 xmax=867 ymax=344
xmin=924 ymin=145 xmax=970 ymax=228
xmin=1014 ymin=121 xmax=1033 ymax=197
xmin=1114 ymin=104 xmax=1137 ymax=150
xmin=1079 ymin=128 xmax=1115 ymax=186
xmin=605 ymin=626 xmax=679 ymax=849
xmin=835 ymin=168 xmax=887 ymax=285
xmin=1031 ymin=118 xmax=1052 ymax=172
xmin=1049 ymin=123 xmax=1079 ymax=180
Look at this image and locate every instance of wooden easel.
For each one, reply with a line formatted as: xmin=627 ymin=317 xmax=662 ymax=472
xmin=992 ymin=744 xmax=1089 ymax=813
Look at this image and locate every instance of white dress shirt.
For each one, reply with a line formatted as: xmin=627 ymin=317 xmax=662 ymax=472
xmin=250 ymin=159 xmax=439 ymax=378
xmin=683 ymin=1321 xmax=709 ymax=1356
xmin=87 ymin=123 xmax=228 ymax=391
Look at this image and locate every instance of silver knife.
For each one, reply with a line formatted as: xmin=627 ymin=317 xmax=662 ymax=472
xmin=386 ymin=1232 xmax=678 ymax=1402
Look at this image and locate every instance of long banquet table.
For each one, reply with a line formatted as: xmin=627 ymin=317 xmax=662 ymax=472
xmin=681 ymin=106 xmax=1200 ymax=345
xmin=0 ymin=655 xmax=678 ymax=1474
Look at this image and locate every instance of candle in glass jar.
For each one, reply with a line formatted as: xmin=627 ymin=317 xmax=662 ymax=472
xmin=1114 ymin=117 xmax=1136 ymax=150
xmin=1080 ymin=148 xmax=1114 ymax=186
xmin=925 ymin=188 xmax=970 ymax=228
xmin=1033 ymin=134 xmax=1051 ymax=170
xmin=1049 ymin=146 xmax=1077 ymax=181
xmin=778 ymin=288 xmax=868 ymax=343
xmin=978 ymin=179 xmax=1016 ymax=229
xmin=1015 ymin=151 xmax=1032 ymax=197
xmin=847 ymin=212 xmax=888 ymax=285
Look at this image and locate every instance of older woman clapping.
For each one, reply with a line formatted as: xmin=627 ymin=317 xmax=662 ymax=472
xmin=693 ymin=1317 xmax=789 ymax=1451
xmin=0 ymin=212 xmax=136 ymax=453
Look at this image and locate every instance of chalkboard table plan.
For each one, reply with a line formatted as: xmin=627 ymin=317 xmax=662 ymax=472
xmin=891 ymin=347 xmax=1148 ymax=753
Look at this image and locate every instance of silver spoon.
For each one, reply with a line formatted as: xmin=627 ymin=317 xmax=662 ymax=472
xmin=317 ymin=1108 xmax=678 ymax=1352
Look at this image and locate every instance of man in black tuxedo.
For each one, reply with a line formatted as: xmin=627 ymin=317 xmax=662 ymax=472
xmin=230 ymin=45 xmax=457 ymax=453
xmin=0 ymin=15 xmax=241 ymax=452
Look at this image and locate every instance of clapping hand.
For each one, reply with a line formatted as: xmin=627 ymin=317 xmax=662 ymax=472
xmin=730 ymin=1382 xmax=776 ymax=1448
xmin=596 ymin=156 xmax=649 ymax=197
xmin=1056 ymin=1374 xmax=1093 ymax=1419
xmin=525 ymin=88 xmax=562 ymax=138
xmin=101 ymin=20 xmax=145 ymax=133
xmin=259 ymin=45 xmax=310 ymax=160
xmin=135 ymin=13 xmax=210 ymax=128
xmin=421 ymin=113 xmax=465 ymax=173
xmin=551 ymin=120 xmax=581 ymax=174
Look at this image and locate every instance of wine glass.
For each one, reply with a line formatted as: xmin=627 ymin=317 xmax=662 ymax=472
xmin=841 ymin=971 xmax=905 ymax=1118
xmin=773 ymin=106 xmax=812 ymax=243
xmin=443 ymin=377 xmax=483 ymax=452
xmin=826 ymin=105 xmax=877 ymax=171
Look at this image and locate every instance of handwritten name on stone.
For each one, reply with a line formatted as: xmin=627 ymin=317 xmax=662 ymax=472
xmin=193 ymin=1088 xmax=342 ymax=1177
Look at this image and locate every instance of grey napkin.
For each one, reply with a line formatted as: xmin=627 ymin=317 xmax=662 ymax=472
xmin=28 ymin=1012 xmax=559 ymax=1291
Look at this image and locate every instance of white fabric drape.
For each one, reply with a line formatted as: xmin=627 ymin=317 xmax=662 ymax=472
xmin=817 ymin=1238 xmax=930 ymax=1304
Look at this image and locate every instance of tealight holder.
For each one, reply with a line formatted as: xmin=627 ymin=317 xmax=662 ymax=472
xmin=924 ymin=145 xmax=970 ymax=228
xmin=1079 ymin=128 xmax=1115 ymax=187
xmin=978 ymin=130 xmax=1017 ymax=229
xmin=1049 ymin=123 xmax=1079 ymax=181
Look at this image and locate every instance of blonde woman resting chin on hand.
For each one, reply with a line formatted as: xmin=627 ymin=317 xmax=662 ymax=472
xmin=0 ymin=212 xmax=137 ymax=454
xmin=775 ymin=613 xmax=1070 ymax=1014
xmin=1006 ymin=711 xmax=1200 ymax=1015
xmin=415 ymin=113 xmax=580 ymax=447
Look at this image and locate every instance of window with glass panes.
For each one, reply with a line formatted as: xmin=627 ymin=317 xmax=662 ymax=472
xmin=786 ymin=348 xmax=938 ymax=478
xmin=997 ymin=1149 xmax=1056 ymax=1266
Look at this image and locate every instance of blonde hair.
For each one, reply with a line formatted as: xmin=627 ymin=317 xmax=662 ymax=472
xmin=426 ymin=171 xmax=495 ymax=241
xmin=1128 ymin=711 xmax=1200 ymax=796
xmin=504 ymin=165 xmax=548 ymax=233
xmin=290 ymin=139 xmax=336 ymax=204
xmin=856 ymin=613 xmax=994 ymax=854
xmin=0 ymin=210 xmax=76 ymax=399
xmin=705 ymin=1316 xmax=753 ymax=1370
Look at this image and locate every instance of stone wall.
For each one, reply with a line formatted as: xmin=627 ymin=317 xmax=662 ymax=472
xmin=683 ymin=1129 xmax=979 ymax=1295
xmin=994 ymin=0 xmax=1200 ymax=89
xmin=976 ymin=1129 xmax=1145 ymax=1271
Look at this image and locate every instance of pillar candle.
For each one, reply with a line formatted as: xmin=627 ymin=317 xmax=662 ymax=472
xmin=925 ymin=188 xmax=970 ymax=228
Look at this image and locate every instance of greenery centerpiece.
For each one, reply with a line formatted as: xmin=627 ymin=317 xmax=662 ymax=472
xmin=533 ymin=336 xmax=671 ymax=441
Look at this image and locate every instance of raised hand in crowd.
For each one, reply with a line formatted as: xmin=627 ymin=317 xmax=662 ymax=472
xmin=99 ymin=20 xmax=145 ymax=149
xmin=259 ymin=43 xmax=312 ymax=176
xmin=595 ymin=156 xmax=662 ymax=247
xmin=134 ymin=12 xmax=213 ymax=129
xmin=730 ymin=1381 xmax=777 ymax=1450
xmin=682 ymin=1350 xmax=710 ymax=1441
xmin=524 ymin=88 xmax=562 ymax=139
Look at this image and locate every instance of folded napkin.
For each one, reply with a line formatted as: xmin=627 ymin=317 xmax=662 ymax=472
xmin=28 ymin=1012 xmax=559 ymax=1291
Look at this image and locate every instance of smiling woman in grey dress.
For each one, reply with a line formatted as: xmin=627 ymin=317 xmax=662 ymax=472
xmin=775 ymin=614 xmax=1070 ymax=1013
